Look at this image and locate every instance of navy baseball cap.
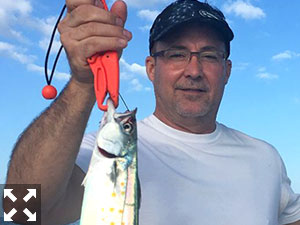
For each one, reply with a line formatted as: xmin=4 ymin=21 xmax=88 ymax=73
xmin=149 ymin=0 xmax=234 ymax=52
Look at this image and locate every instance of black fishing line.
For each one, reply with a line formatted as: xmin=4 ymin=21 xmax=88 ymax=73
xmin=119 ymin=92 xmax=130 ymax=111
xmin=44 ymin=4 xmax=66 ymax=85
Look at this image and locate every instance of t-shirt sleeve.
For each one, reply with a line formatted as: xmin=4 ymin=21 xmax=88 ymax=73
xmin=279 ymin=158 xmax=300 ymax=224
xmin=75 ymin=132 xmax=96 ymax=174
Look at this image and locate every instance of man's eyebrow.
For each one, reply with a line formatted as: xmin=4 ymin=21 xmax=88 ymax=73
xmin=200 ymin=46 xmax=220 ymax=51
xmin=167 ymin=45 xmax=188 ymax=50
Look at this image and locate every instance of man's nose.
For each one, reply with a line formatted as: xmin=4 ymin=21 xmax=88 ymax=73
xmin=183 ymin=54 xmax=203 ymax=79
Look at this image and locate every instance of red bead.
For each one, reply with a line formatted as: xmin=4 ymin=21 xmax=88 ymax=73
xmin=42 ymin=85 xmax=57 ymax=99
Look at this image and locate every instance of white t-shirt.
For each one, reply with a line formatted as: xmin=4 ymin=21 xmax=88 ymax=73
xmin=76 ymin=115 xmax=300 ymax=225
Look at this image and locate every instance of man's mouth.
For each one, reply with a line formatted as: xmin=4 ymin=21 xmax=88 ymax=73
xmin=176 ymin=88 xmax=206 ymax=93
xmin=98 ymin=147 xmax=117 ymax=158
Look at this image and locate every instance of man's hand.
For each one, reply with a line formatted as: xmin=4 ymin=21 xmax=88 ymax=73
xmin=58 ymin=0 xmax=132 ymax=83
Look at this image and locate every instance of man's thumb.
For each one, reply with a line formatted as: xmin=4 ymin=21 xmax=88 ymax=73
xmin=111 ymin=0 xmax=127 ymax=26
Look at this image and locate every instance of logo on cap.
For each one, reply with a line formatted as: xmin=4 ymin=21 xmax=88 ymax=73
xmin=198 ymin=10 xmax=221 ymax=21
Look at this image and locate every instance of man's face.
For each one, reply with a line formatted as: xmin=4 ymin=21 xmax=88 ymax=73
xmin=146 ymin=23 xmax=232 ymax=132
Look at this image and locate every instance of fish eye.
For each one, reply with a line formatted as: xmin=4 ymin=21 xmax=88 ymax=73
xmin=123 ymin=122 xmax=133 ymax=133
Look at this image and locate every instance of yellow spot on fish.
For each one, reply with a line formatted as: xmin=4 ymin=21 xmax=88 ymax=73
xmin=121 ymin=223 xmax=125 ymax=225
xmin=119 ymin=209 xmax=124 ymax=213
xmin=110 ymin=223 xmax=115 ymax=225
xmin=121 ymin=182 xmax=125 ymax=186
xmin=121 ymin=191 xmax=125 ymax=195
xmin=112 ymin=192 xmax=116 ymax=197
xmin=110 ymin=208 xmax=115 ymax=212
xmin=101 ymin=208 xmax=104 ymax=212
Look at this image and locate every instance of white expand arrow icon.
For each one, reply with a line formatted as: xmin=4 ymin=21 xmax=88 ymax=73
xmin=3 ymin=208 xmax=17 ymax=221
xmin=4 ymin=189 xmax=17 ymax=202
xmin=23 ymin=189 xmax=36 ymax=202
xmin=23 ymin=208 xmax=36 ymax=221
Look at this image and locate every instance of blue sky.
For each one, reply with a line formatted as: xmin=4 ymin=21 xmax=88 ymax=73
xmin=0 ymin=0 xmax=299 ymax=194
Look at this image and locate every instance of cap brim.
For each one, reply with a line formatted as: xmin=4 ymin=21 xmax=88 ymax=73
xmin=153 ymin=17 xmax=233 ymax=44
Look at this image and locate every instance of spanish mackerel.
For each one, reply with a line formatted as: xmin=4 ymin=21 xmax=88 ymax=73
xmin=80 ymin=99 xmax=139 ymax=225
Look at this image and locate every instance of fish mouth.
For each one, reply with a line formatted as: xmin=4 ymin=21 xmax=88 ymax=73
xmin=98 ymin=146 xmax=117 ymax=158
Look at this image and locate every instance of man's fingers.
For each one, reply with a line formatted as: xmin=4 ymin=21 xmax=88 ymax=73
xmin=63 ymin=36 xmax=128 ymax=64
xmin=67 ymin=22 xmax=132 ymax=41
xmin=84 ymin=36 xmax=128 ymax=57
xmin=63 ymin=0 xmax=128 ymax=30
xmin=65 ymin=5 xmax=118 ymax=28
xmin=66 ymin=0 xmax=100 ymax=12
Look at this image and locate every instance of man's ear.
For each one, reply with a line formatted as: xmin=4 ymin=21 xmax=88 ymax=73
xmin=224 ymin=59 xmax=232 ymax=85
xmin=146 ymin=56 xmax=155 ymax=82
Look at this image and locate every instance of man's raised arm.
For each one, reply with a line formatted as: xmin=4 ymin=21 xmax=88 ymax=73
xmin=4 ymin=0 xmax=131 ymax=223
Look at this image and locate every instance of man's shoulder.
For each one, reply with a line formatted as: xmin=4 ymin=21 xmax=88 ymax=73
xmin=218 ymin=122 xmax=278 ymax=152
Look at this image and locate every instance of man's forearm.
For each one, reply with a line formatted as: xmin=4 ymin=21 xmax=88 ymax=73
xmin=5 ymin=78 xmax=95 ymax=213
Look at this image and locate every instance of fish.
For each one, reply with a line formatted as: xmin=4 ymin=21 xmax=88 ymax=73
xmin=80 ymin=99 xmax=139 ymax=225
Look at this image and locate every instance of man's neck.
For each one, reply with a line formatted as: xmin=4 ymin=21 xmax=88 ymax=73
xmin=153 ymin=110 xmax=216 ymax=134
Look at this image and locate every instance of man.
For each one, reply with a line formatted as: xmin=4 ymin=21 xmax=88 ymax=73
xmin=5 ymin=0 xmax=300 ymax=224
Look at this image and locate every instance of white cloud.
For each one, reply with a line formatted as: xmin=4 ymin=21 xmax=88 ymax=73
xmin=120 ymin=58 xmax=147 ymax=78
xmin=129 ymin=78 xmax=151 ymax=92
xmin=138 ymin=9 xmax=160 ymax=22
xmin=272 ymin=50 xmax=300 ymax=61
xmin=0 ymin=0 xmax=32 ymax=15
xmin=233 ymin=62 xmax=249 ymax=71
xmin=139 ymin=24 xmax=152 ymax=32
xmin=0 ymin=2 xmax=67 ymax=81
xmin=0 ymin=0 xmax=32 ymax=41
xmin=0 ymin=41 xmax=69 ymax=80
xmin=23 ymin=15 xmax=62 ymax=53
xmin=130 ymin=78 xmax=143 ymax=91
xmin=39 ymin=37 xmax=62 ymax=54
xmin=256 ymin=72 xmax=278 ymax=80
xmin=120 ymin=71 xmax=132 ymax=80
xmin=137 ymin=9 xmax=159 ymax=32
xmin=26 ymin=63 xmax=44 ymax=73
xmin=27 ymin=63 xmax=70 ymax=80
xmin=0 ymin=41 xmax=35 ymax=64
xmin=0 ymin=41 xmax=149 ymax=86
xmin=256 ymin=66 xmax=278 ymax=80
xmin=137 ymin=9 xmax=160 ymax=31
xmin=34 ymin=16 xmax=57 ymax=36
xmin=258 ymin=67 xmax=266 ymax=72
xmin=223 ymin=1 xmax=266 ymax=20
xmin=0 ymin=0 xmax=62 ymax=52
xmin=120 ymin=58 xmax=151 ymax=92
